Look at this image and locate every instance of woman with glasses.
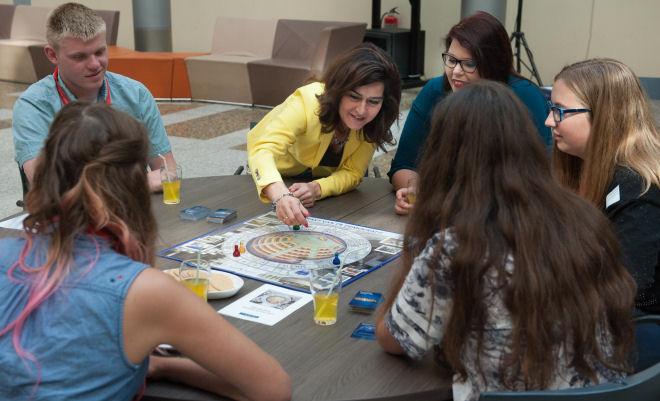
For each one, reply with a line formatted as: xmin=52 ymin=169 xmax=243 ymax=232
xmin=548 ymin=59 xmax=660 ymax=372
xmin=377 ymin=81 xmax=635 ymax=401
xmin=547 ymin=59 xmax=660 ymax=317
xmin=389 ymin=11 xmax=550 ymax=215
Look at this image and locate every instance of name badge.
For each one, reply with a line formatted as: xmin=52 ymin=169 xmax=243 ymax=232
xmin=606 ymin=185 xmax=620 ymax=208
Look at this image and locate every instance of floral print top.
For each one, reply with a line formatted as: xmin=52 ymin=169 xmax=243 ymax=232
xmin=385 ymin=229 xmax=625 ymax=401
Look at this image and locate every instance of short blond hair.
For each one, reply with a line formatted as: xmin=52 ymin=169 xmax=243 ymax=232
xmin=46 ymin=2 xmax=106 ymax=48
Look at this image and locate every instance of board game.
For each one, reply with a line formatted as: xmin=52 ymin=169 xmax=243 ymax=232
xmin=158 ymin=212 xmax=404 ymax=293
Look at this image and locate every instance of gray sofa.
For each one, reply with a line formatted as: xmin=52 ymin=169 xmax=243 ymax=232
xmin=185 ymin=18 xmax=367 ymax=106
xmin=0 ymin=5 xmax=51 ymax=83
xmin=185 ymin=17 xmax=278 ymax=104
xmin=0 ymin=5 xmax=120 ymax=84
xmin=248 ymin=19 xmax=366 ymax=107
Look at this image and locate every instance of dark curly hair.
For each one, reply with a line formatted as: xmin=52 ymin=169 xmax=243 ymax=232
xmin=317 ymin=42 xmax=401 ymax=149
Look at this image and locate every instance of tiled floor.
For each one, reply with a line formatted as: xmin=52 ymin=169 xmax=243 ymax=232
xmin=0 ymin=81 xmax=419 ymax=219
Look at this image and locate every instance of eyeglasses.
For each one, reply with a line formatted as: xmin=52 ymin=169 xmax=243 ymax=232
xmin=442 ymin=53 xmax=477 ymax=73
xmin=547 ymin=101 xmax=591 ymax=123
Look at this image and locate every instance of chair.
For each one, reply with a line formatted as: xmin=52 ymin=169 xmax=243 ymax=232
xmin=185 ymin=17 xmax=278 ymax=104
xmin=0 ymin=6 xmax=121 ymax=82
xmin=639 ymin=77 xmax=660 ymax=100
xmin=0 ymin=5 xmax=51 ymax=83
xmin=247 ymin=20 xmax=366 ymax=106
xmin=478 ymin=315 xmax=660 ymax=401
xmin=16 ymin=164 xmax=29 ymax=208
xmin=633 ymin=314 xmax=660 ymax=372
xmin=95 ymin=9 xmax=120 ymax=46
xmin=0 ymin=4 xmax=15 ymax=40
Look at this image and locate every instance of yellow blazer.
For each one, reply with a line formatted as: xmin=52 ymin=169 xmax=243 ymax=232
xmin=247 ymin=82 xmax=376 ymax=202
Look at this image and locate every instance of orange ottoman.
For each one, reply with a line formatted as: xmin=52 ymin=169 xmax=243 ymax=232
xmin=107 ymin=46 xmax=206 ymax=99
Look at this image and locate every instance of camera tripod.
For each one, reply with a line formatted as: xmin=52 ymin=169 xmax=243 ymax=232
xmin=510 ymin=0 xmax=543 ymax=86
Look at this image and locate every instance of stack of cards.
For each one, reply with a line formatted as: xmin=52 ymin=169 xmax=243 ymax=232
xmin=348 ymin=290 xmax=383 ymax=314
xmin=179 ymin=206 xmax=211 ymax=221
xmin=207 ymin=208 xmax=237 ymax=224
xmin=351 ymin=322 xmax=376 ymax=340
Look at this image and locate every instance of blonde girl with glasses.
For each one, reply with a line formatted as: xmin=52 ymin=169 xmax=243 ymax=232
xmin=546 ymin=58 xmax=660 ymax=317
xmin=547 ymin=58 xmax=660 ymax=371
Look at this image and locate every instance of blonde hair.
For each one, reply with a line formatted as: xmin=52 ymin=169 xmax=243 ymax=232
xmin=552 ymin=58 xmax=660 ymax=206
xmin=46 ymin=2 xmax=106 ymax=48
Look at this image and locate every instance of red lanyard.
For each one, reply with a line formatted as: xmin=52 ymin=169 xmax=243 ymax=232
xmin=53 ymin=67 xmax=112 ymax=105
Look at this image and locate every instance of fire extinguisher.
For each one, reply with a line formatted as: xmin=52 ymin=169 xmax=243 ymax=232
xmin=381 ymin=7 xmax=399 ymax=29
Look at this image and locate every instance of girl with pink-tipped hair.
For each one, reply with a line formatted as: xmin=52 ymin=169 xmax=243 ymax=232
xmin=0 ymin=102 xmax=290 ymax=401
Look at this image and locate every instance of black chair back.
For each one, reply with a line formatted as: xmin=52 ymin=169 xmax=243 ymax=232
xmin=479 ymin=315 xmax=660 ymax=401
xmin=16 ymin=164 xmax=29 ymax=208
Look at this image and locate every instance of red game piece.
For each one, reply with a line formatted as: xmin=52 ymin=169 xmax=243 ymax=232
xmin=233 ymin=244 xmax=241 ymax=257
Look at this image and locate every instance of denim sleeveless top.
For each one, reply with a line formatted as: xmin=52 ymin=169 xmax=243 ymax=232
xmin=0 ymin=234 xmax=149 ymax=401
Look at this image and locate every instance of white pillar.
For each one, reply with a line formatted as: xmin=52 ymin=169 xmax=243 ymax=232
xmin=132 ymin=0 xmax=172 ymax=52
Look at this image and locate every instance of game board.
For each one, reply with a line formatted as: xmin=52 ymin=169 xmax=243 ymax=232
xmin=158 ymin=212 xmax=404 ymax=293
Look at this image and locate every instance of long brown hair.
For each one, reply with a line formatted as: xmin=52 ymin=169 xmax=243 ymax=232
xmin=2 ymin=102 xmax=157 ymax=368
xmin=317 ymin=42 xmax=401 ymax=149
xmin=384 ymin=81 xmax=635 ymax=389
xmin=552 ymin=58 xmax=660 ymax=206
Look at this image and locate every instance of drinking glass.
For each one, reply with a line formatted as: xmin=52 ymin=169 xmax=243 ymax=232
xmin=179 ymin=259 xmax=210 ymax=301
xmin=161 ymin=165 xmax=182 ymax=205
xmin=406 ymin=177 xmax=418 ymax=205
xmin=308 ymin=266 xmax=342 ymax=325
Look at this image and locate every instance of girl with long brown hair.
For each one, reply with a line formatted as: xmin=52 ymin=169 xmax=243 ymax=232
xmin=0 ymin=102 xmax=290 ymax=401
xmin=247 ymin=42 xmax=401 ymax=227
xmin=376 ymin=81 xmax=636 ymax=401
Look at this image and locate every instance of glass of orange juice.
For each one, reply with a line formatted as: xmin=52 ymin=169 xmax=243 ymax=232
xmin=309 ymin=266 xmax=342 ymax=325
xmin=179 ymin=259 xmax=210 ymax=301
xmin=160 ymin=165 xmax=182 ymax=205
xmin=406 ymin=177 xmax=418 ymax=206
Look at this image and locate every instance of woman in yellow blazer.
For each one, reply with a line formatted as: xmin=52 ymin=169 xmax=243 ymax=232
xmin=247 ymin=43 xmax=401 ymax=226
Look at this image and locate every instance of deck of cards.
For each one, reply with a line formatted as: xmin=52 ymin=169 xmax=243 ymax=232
xmin=207 ymin=208 xmax=237 ymax=224
xmin=179 ymin=205 xmax=211 ymax=221
xmin=351 ymin=322 xmax=376 ymax=340
xmin=348 ymin=290 xmax=383 ymax=314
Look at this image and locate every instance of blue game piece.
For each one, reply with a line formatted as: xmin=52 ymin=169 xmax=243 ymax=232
xmin=332 ymin=252 xmax=341 ymax=266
